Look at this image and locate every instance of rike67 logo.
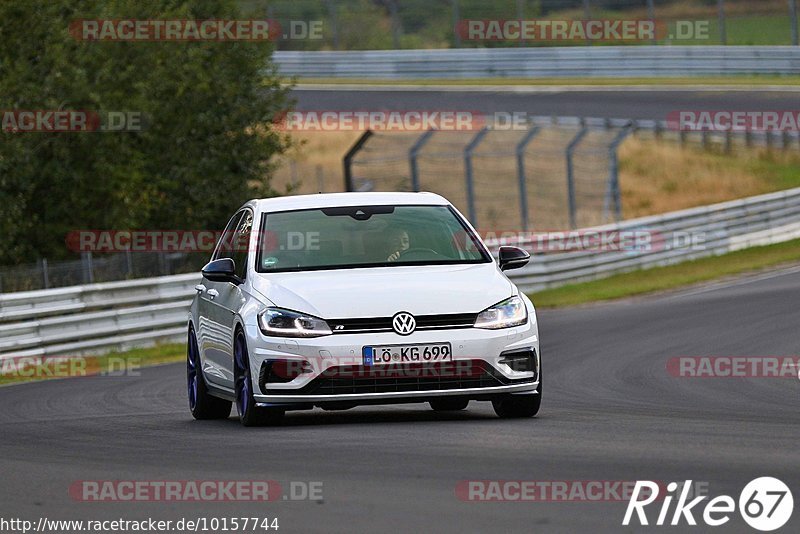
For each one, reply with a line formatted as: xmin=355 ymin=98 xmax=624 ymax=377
xmin=624 ymin=477 xmax=793 ymax=531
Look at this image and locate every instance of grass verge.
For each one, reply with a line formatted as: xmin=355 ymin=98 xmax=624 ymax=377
xmin=528 ymin=238 xmax=800 ymax=308
xmin=0 ymin=342 xmax=185 ymax=387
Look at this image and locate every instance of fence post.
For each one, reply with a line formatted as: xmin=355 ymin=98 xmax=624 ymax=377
xmin=409 ymin=130 xmax=436 ymax=192
xmin=605 ymin=124 xmax=633 ymax=222
xmin=389 ymin=0 xmax=401 ymax=48
xmin=158 ymin=251 xmax=168 ymax=276
xmin=82 ymin=252 xmax=94 ymax=284
xmin=790 ymin=0 xmax=799 ymax=46
xmin=452 ymin=0 xmax=461 ymax=48
xmin=290 ymin=160 xmax=298 ymax=190
xmin=316 ymin=165 xmax=325 ymax=192
xmin=41 ymin=258 xmax=50 ymax=289
xmin=582 ymin=0 xmax=591 ymax=45
xmin=717 ymin=0 xmax=727 ymax=45
xmin=464 ymin=127 xmax=490 ymax=226
xmin=565 ymin=125 xmax=589 ymax=229
xmin=325 ymin=0 xmax=340 ymax=50
xmin=516 ymin=126 xmax=540 ymax=232
xmin=647 ymin=0 xmax=656 ymax=44
xmin=343 ymin=130 xmax=374 ymax=192
xmin=125 ymin=249 xmax=133 ymax=277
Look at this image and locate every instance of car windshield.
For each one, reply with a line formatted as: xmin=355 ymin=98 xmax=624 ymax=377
xmin=256 ymin=204 xmax=490 ymax=273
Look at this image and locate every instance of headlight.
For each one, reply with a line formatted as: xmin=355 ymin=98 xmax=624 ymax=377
xmin=474 ymin=296 xmax=528 ymax=329
xmin=258 ymin=308 xmax=332 ymax=338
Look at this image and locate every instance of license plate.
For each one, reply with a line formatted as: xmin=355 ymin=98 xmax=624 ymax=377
xmin=363 ymin=343 xmax=452 ymax=366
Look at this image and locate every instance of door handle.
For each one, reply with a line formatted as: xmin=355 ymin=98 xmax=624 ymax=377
xmin=194 ymin=284 xmax=206 ymax=293
xmin=207 ymin=289 xmax=219 ymax=299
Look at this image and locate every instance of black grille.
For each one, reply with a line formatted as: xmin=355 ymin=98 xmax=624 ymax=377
xmin=266 ymin=360 xmax=534 ymax=396
xmin=329 ymin=313 xmax=477 ymax=334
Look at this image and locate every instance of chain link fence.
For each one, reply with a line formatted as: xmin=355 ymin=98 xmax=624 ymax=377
xmin=346 ymin=119 xmax=630 ymax=231
xmin=343 ymin=116 xmax=800 ymax=231
xmin=5 ymin=116 xmax=799 ymax=294
xmin=0 ymin=252 xmax=207 ymax=294
xmin=242 ymin=0 xmax=799 ymax=50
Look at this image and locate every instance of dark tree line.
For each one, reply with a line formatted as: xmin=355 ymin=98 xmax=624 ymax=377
xmin=0 ymin=0 xmax=291 ymax=265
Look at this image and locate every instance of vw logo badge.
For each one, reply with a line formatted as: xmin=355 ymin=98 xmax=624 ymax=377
xmin=392 ymin=312 xmax=416 ymax=336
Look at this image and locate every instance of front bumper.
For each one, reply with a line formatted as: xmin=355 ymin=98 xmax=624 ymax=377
xmin=255 ymin=382 xmax=538 ymax=405
xmin=244 ymin=317 xmax=539 ymax=406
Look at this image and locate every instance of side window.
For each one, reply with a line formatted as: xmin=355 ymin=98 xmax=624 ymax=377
xmin=212 ymin=211 xmax=243 ymax=262
xmin=231 ymin=210 xmax=253 ymax=279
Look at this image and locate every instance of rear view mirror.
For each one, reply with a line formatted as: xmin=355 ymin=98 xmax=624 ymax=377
xmin=202 ymin=258 xmax=242 ymax=284
xmin=498 ymin=246 xmax=530 ymax=271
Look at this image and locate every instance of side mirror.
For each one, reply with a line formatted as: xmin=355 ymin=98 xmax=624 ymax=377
xmin=202 ymin=258 xmax=242 ymax=284
xmin=498 ymin=246 xmax=530 ymax=271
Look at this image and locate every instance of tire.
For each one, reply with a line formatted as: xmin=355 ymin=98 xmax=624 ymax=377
xmin=429 ymin=398 xmax=469 ymax=411
xmin=187 ymin=326 xmax=232 ymax=420
xmin=492 ymin=370 xmax=542 ymax=419
xmin=234 ymin=329 xmax=284 ymax=427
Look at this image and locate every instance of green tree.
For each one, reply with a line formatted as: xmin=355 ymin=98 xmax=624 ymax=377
xmin=0 ymin=0 xmax=291 ymax=265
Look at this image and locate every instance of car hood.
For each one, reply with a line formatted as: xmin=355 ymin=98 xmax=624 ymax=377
xmin=250 ymin=263 xmax=513 ymax=319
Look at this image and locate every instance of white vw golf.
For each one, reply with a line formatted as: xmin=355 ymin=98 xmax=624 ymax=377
xmin=187 ymin=192 xmax=541 ymax=426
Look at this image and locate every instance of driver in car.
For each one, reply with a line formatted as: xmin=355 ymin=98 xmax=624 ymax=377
xmin=386 ymin=228 xmax=410 ymax=262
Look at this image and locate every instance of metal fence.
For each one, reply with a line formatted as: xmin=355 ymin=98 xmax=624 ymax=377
xmin=509 ymin=186 xmax=800 ymax=292
xmin=273 ymin=46 xmax=800 ymax=78
xmin=4 ymin=184 xmax=800 ymax=358
xmin=343 ymin=116 xmax=800 ymax=231
xmin=245 ymin=0 xmax=800 ymax=50
xmin=5 ymin=114 xmax=797 ymax=294
xmin=0 ymin=252 xmax=207 ymax=294
xmin=0 ymin=273 xmax=198 ymax=358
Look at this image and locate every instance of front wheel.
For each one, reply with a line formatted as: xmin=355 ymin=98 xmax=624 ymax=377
xmin=234 ymin=329 xmax=284 ymax=427
xmin=492 ymin=372 xmax=541 ymax=418
xmin=187 ymin=326 xmax=231 ymax=420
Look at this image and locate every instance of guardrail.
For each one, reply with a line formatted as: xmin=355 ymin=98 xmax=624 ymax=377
xmin=504 ymin=187 xmax=800 ymax=292
xmin=3 ymin=186 xmax=800 ymax=359
xmin=274 ymin=46 xmax=800 ymax=79
xmin=0 ymin=274 xmax=198 ymax=358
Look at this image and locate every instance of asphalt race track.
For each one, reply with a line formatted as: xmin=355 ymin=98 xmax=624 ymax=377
xmin=2 ymin=267 xmax=799 ymax=533
xmin=293 ymin=88 xmax=800 ymax=121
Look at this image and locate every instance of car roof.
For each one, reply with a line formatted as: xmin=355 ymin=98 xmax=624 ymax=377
xmin=249 ymin=192 xmax=450 ymax=212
